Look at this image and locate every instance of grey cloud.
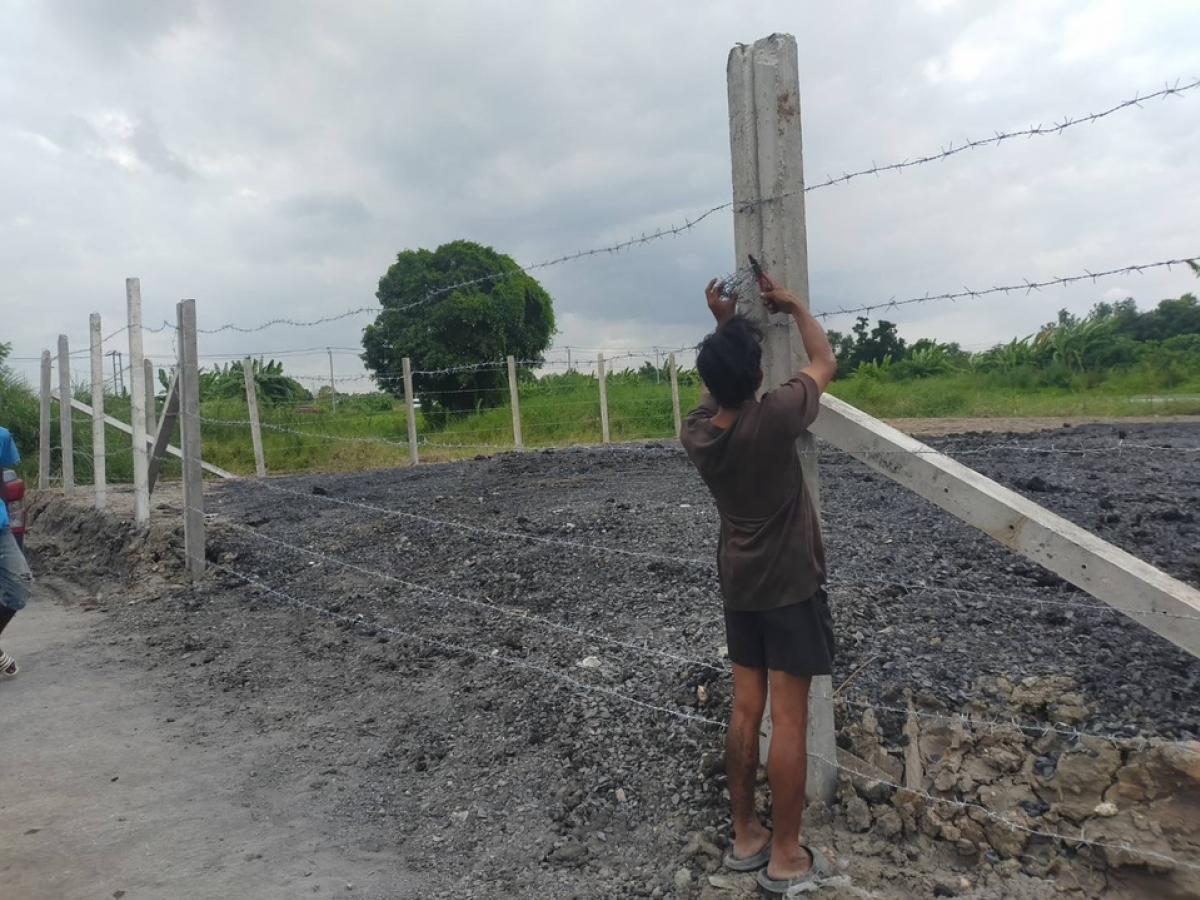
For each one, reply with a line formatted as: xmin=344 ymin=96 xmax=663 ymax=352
xmin=3 ymin=0 xmax=1200 ymax=388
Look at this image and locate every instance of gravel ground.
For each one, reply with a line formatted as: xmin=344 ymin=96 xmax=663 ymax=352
xmin=27 ymin=420 xmax=1200 ymax=898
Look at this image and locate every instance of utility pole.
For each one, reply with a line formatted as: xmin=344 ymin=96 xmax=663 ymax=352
xmin=728 ymin=34 xmax=835 ymax=802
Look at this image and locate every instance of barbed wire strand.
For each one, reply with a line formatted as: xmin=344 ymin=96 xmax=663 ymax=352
xmin=112 ymin=79 xmax=1200 ymax=339
xmin=211 ymin=560 xmax=1200 ymax=873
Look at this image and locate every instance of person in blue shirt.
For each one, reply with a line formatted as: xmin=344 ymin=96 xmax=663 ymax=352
xmin=0 ymin=425 xmax=31 ymax=678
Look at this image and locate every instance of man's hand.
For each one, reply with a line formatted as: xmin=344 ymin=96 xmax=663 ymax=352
xmin=705 ymin=278 xmax=736 ymax=326
xmin=761 ymin=285 xmax=803 ymax=316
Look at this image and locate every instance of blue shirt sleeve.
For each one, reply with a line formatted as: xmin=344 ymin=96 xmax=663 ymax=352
xmin=0 ymin=428 xmax=20 ymax=468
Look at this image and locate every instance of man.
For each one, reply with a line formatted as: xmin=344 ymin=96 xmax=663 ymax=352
xmin=0 ymin=425 xmax=31 ymax=678
xmin=680 ymin=273 xmax=837 ymax=895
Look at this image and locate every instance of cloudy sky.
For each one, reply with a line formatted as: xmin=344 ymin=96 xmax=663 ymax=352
xmin=2 ymin=0 xmax=1199 ymax=386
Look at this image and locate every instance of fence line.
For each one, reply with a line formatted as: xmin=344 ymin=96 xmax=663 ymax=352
xmin=220 ymin=520 xmax=726 ymax=673
xmin=211 ymin=557 xmax=1200 ymax=873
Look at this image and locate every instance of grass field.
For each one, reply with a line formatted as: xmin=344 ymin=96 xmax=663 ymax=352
xmin=7 ymin=366 xmax=1200 ymax=483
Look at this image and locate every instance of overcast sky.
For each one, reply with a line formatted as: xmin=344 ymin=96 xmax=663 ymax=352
xmin=3 ymin=0 xmax=1199 ymax=386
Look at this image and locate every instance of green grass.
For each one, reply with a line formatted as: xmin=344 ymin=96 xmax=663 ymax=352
xmin=5 ymin=365 xmax=1200 ymax=483
xmin=828 ymin=370 xmax=1200 ymax=418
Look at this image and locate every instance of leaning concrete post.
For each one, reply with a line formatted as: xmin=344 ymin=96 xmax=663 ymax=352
xmin=669 ymin=352 xmax=682 ymax=438
xmin=243 ymin=357 xmax=267 ymax=478
xmin=597 ymin=353 xmax=611 ymax=444
xmin=126 ymin=278 xmax=150 ymax=524
xmin=38 ymin=351 xmax=51 ymax=489
xmin=402 ymin=357 xmax=419 ymax=465
xmin=728 ymin=33 xmax=835 ymax=801
xmin=89 ymin=314 xmax=107 ymax=508
xmin=177 ymin=299 xmax=205 ymax=578
xmin=507 ymin=355 xmax=524 ymax=450
xmin=144 ymin=358 xmax=157 ymax=438
xmin=57 ymin=335 xmax=74 ymax=495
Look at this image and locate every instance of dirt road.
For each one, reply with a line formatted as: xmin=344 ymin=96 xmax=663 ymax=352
xmin=0 ymin=578 xmax=421 ymax=900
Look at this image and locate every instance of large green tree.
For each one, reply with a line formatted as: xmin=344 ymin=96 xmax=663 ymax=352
xmin=362 ymin=240 xmax=555 ymax=413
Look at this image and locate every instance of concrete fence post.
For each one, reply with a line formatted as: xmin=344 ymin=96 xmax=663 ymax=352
xmin=327 ymin=347 xmax=337 ymax=411
xmin=126 ymin=278 xmax=150 ymax=524
xmin=177 ymin=299 xmax=205 ymax=579
xmin=669 ymin=352 xmax=682 ymax=438
xmin=38 ymin=351 xmax=51 ymax=489
xmin=144 ymin=358 xmax=157 ymax=438
xmin=402 ymin=357 xmax=419 ymax=466
xmin=597 ymin=353 xmax=610 ymax=444
xmin=57 ymin=335 xmax=74 ymax=495
xmin=243 ymin=357 xmax=267 ymax=478
xmin=89 ymin=314 xmax=107 ymax=508
xmin=507 ymin=355 xmax=523 ymax=450
xmin=728 ymin=33 xmax=835 ymax=801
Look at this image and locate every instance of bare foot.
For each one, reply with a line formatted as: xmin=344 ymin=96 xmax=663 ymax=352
xmin=731 ymin=820 xmax=772 ymax=861
xmin=765 ymin=843 xmax=812 ymax=881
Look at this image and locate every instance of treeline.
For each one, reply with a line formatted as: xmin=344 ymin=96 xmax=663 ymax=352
xmin=829 ymin=287 xmax=1200 ymax=389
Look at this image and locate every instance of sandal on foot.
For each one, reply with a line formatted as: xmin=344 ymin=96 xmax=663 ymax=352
xmin=755 ymin=845 xmax=831 ymax=895
xmin=0 ymin=651 xmax=18 ymax=678
xmin=723 ymin=835 xmax=772 ymax=872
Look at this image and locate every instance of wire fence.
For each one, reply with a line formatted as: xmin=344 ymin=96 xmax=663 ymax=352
xmin=15 ymin=71 xmax=1200 ymax=879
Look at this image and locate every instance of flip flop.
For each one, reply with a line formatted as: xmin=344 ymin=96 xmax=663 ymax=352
xmin=723 ymin=834 xmax=773 ymax=872
xmin=755 ymin=845 xmax=831 ymax=895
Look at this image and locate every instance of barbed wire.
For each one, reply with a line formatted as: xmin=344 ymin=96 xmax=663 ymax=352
xmin=220 ymin=521 xmax=726 ymax=673
xmin=245 ymin=480 xmax=1200 ymax=622
xmin=814 ymin=255 xmax=1199 ymax=320
xmin=80 ymin=79 xmax=1196 ymax=340
xmin=211 ymin=559 xmax=1200 ymax=873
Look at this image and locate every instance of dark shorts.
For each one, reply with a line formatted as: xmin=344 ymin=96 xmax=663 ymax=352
xmin=723 ymin=590 xmax=835 ymax=677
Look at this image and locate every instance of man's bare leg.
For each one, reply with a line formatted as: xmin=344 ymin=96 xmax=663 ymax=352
xmin=765 ymin=670 xmax=813 ymax=879
xmin=727 ymin=663 xmax=771 ymax=859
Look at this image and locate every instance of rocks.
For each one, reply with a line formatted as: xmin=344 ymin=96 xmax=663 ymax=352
xmin=844 ymin=796 xmax=872 ymax=833
xmin=548 ymin=843 xmax=589 ymax=866
xmin=1035 ymin=736 xmax=1122 ymax=823
xmin=872 ymin=806 xmax=903 ymax=838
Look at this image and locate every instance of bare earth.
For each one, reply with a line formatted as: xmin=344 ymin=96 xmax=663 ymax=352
xmin=0 ymin=578 xmax=421 ymax=900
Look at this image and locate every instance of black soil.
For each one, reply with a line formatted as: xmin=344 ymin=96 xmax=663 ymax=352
xmin=46 ymin=422 xmax=1200 ymax=897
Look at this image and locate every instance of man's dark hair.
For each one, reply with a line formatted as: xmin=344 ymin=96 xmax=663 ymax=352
xmin=696 ymin=316 xmax=763 ymax=408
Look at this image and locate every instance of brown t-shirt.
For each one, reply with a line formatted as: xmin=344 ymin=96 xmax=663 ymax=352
xmin=680 ymin=373 xmax=826 ymax=611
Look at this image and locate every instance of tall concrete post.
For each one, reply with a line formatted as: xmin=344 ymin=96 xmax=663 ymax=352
xmin=57 ymin=335 xmax=74 ymax=495
xmin=177 ymin=299 xmax=205 ymax=578
xmin=38 ymin=351 xmax=51 ymax=489
xmin=402 ymin=358 xmax=419 ymax=466
xmin=127 ymin=278 xmax=150 ymax=524
xmin=507 ymin=355 xmax=523 ymax=450
xmin=90 ymin=314 xmax=107 ymax=508
xmin=727 ymin=34 xmax=835 ymax=801
xmin=243 ymin=357 xmax=267 ymax=478
xmin=597 ymin=353 xmax=610 ymax=444
xmin=144 ymin=358 xmax=157 ymax=438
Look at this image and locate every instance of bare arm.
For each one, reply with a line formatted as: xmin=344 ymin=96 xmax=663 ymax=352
xmin=761 ymin=285 xmax=838 ymax=391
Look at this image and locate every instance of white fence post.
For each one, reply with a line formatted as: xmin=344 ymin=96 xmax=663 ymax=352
xmin=144 ymin=358 xmax=157 ymax=438
xmin=597 ymin=352 xmax=610 ymax=444
xmin=126 ymin=278 xmax=150 ymax=524
xmin=177 ymin=299 xmax=205 ymax=578
xmin=728 ymin=34 xmax=835 ymax=801
xmin=89 ymin=314 xmax=107 ymax=508
xmin=57 ymin=334 xmax=74 ymax=495
xmin=38 ymin=351 xmax=51 ymax=489
xmin=243 ymin=357 xmax=267 ymax=478
xmin=402 ymin=357 xmax=419 ymax=466
xmin=669 ymin=352 xmax=682 ymax=438
xmin=507 ymin=355 xmax=523 ymax=450
xmin=327 ymin=347 xmax=337 ymax=411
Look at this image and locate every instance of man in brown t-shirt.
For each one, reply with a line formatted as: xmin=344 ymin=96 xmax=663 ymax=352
xmin=680 ymin=275 xmax=838 ymax=893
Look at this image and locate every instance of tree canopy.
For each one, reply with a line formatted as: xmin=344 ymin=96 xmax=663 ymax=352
xmin=361 ymin=240 xmax=555 ymax=412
